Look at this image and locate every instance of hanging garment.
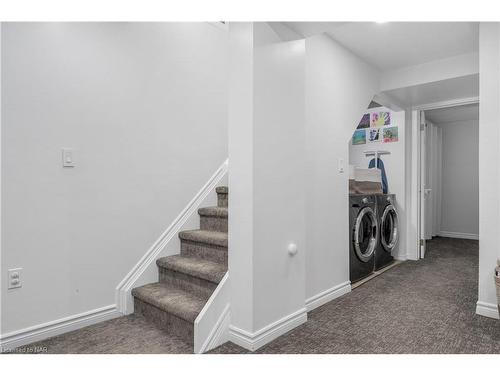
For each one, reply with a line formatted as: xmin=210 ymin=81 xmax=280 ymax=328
xmin=368 ymin=157 xmax=388 ymax=194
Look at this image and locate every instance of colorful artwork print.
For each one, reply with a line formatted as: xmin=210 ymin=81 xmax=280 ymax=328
xmin=352 ymin=129 xmax=366 ymax=145
xmin=368 ymin=128 xmax=381 ymax=143
xmin=382 ymin=126 xmax=398 ymax=143
xmin=371 ymin=112 xmax=391 ymax=127
xmin=357 ymin=113 xmax=370 ymax=129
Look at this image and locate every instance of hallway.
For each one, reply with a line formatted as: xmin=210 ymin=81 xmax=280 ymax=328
xmin=212 ymin=237 xmax=500 ymax=353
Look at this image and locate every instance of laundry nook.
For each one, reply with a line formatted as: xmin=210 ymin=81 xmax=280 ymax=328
xmin=348 ymin=105 xmax=405 ymax=285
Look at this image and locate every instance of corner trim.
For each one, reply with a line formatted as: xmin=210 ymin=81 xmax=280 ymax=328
xmin=438 ymin=231 xmax=479 ymax=240
xmin=194 ymin=272 xmax=230 ymax=353
xmin=305 ymin=281 xmax=351 ymax=312
xmin=228 ymin=307 xmax=307 ymax=351
xmin=0 ymin=305 xmax=121 ymax=351
xmin=198 ymin=304 xmax=230 ymax=354
xmin=476 ymin=301 xmax=499 ymax=319
xmin=115 ymin=159 xmax=229 ymax=314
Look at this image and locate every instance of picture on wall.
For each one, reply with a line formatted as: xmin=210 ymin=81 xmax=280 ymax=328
xmin=382 ymin=126 xmax=398 ymax=143
xmin=352 ymin=129 xmax=366 ymax=145
xmin=371 ymin=111 xmax=391 ymax=127
xmin=368 ymin=128 xmax=381 ymax=143
xmin=357 ymin=113 xmax=370 ymax=129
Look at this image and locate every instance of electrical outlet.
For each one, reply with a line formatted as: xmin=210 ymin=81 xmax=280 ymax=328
xmin=8 ymin=268 xmax=22 ymax=289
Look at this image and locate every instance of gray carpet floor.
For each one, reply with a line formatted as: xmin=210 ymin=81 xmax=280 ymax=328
xmin=211 ymin=237 xmax=500 ymax=354
xmin=13 ymin=314 xmax=192 ymax=354
xmin=13 ymin=237 xmax=500 ymax=354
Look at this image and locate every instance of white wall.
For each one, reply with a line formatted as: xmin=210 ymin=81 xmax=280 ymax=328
xmin=0 ymin=23 xmax=3 ymax=337
xmin=348 ymin=107 xmax=406 ymax=259
xmin=228 ymin=22 xmax=255 ymax=333
xmin=253 ymin=37 xmax=306 ymax=330
xmin=228 ymin=22 xmax=306 ymax=348
xmin=438 ymin=120 xmax=479 ymax=237
xmin=380 ymin=52 xmax=479 ymax=92
xmin=477 ymin=23 xmax=500 ymax=318
xmin=1 ymin=23 xmax=228 ymax=334
xmin=305 ymin=34 xmax=380 ymax=300
xmin=405 ymin=109 xmax=418 ymax=260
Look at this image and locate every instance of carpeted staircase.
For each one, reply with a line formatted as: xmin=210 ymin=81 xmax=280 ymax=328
xmin=131 ymin=186 xmax=228 ymax=348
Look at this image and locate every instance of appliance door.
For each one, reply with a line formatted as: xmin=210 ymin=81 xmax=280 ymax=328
xmin=381 ymin=204 xmax=399 ymax=252
xmin=353 ymin=207 xmax=378 ymax=262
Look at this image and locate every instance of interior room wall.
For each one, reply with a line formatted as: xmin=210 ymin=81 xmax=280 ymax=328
xmin=253 ymin=36 xmax=306 ymax=331
xmin=227 ymin=22 xmax=255 ymax=334
xmin=477 ymin=22 xmax=500 ymax=319
xmin=404 ymin=109 xmax=418 ymax=260
xmin=228 ymin=22 xmax=306 ymax=347
xmin=1 ymin=23 xmax=228 ymax=334
xmin=348 ymin=106 xmax=406 ymax=259
xmin=438 ymin=119 xmax=479 ymax=237
xmin=380 ymin=52 xmax=479 ymax=93
xmin=305 ymin=34 xmax=380 ymax=301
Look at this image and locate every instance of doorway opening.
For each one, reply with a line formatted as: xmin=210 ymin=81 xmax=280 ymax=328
xmin=416 ymin=101 xmax=479 ymax=258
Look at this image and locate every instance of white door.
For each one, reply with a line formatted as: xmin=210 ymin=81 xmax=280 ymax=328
xmin=419 ymin=110 xmax=429 ymax=258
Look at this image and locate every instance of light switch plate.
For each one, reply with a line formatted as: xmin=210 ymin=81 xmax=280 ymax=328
xmin=8 ymin=268 xmax=22 ymax=289
xmin=62 ymin=148 xmax=75 ymax=167
xmin=338 ymin=158 xmax=345 ymax=173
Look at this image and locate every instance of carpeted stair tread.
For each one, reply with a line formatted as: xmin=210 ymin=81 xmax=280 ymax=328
xmin=198 ymin=206 xmax=228 ymax=218
xmin=216 ymin=186 xmax=228 ymax=194
xmin=157 ymin=255 xmax=227 ymax=284
xmin=179 ymin=229 xmax=228 ymax=248
xmin=131 ymin=283 xmax=206 ymax=323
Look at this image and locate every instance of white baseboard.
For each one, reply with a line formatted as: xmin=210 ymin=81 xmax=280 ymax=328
xmin=476 ymin=301 xmax=499 ymax=319
xmin=115 ymin=159 xmax=229 ymax=314
xmin=228 ymin=307 xmax=307 ymax=351
xmin=0 ymin=305 xmax=121 ymax=351
xmin=438 ymin=231 xmax=479 ymax=240
xmin=305 ymin=281 xmax=351 ymax=312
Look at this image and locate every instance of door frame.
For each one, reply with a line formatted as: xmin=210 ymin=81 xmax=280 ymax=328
xmin=408 ymin=96 xmax=479 ymax=260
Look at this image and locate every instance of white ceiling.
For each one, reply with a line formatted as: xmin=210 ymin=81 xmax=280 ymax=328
xmin=382 ymin=73 xmax=479 ymax=108
xmin=425 ymin=103 xmax=479 ymax=124
xmin=285 ymin=22 xmax=479 ymax=71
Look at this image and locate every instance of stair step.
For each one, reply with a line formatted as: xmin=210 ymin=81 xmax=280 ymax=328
xmin=157 ymin=255 xmax=227 ymax=284
xmin=132 ymin=283 xmax=205 ymax=323
xmin=179 ymin=229 xmax=228 ymax=248
xmin=198 ymin=206 xmax=228 ymax=218
xmin=157 ymin=254 xmax=226 ymax=298
xmin=216 ymin=186 xmax=228 ymax=207
xmin=216 ymin=186 xmax=228 ymax=194
xmin=180 ymin=230 xmax=227 ymax=265
xmin=198 ymin=207 xmax=228 ymax=233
